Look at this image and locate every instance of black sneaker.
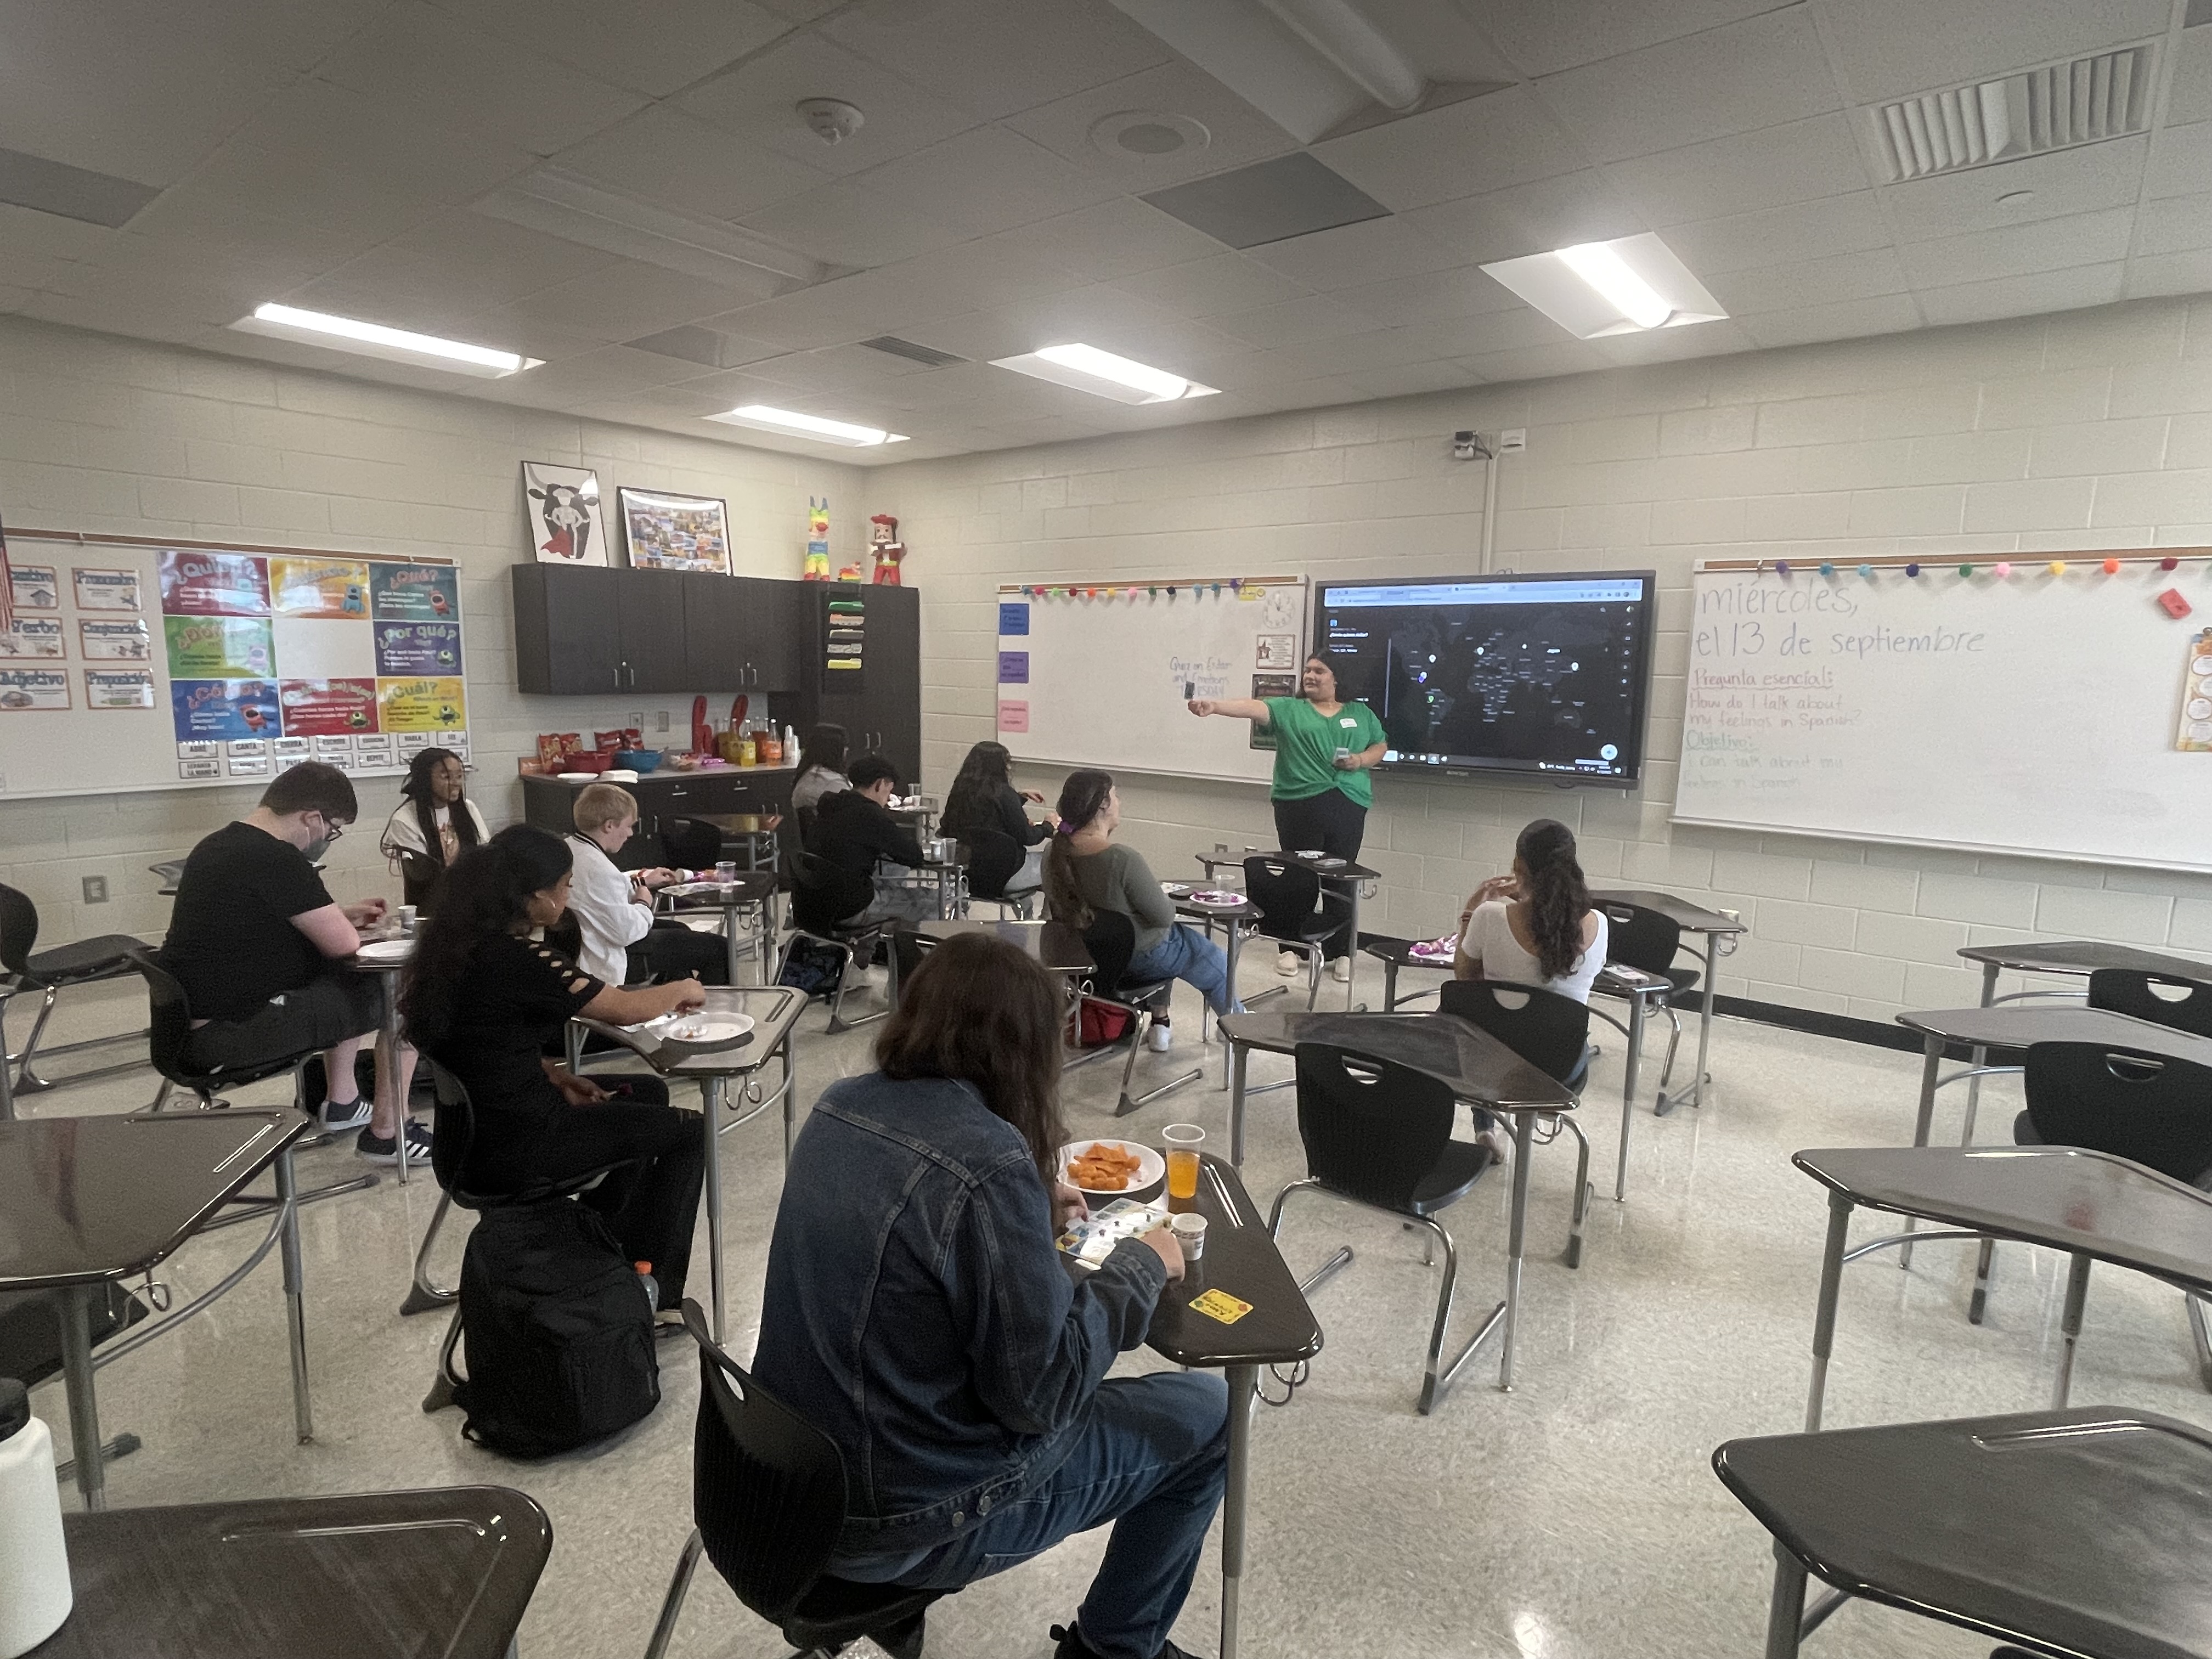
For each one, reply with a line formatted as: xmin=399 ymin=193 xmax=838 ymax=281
xmin=357 ymin=1119 xmax=433 ymax=1165
xmin=1051 ymin=1623 xmax=1203 ymax=1659
xmin=319 ymin=1096 xmax=372 ymax=1132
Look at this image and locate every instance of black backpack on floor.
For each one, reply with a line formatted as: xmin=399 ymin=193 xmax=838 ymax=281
xmin=453 ymin=1200 xmax=658 ymax=1459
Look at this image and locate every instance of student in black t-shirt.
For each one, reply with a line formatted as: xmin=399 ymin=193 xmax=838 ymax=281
xmin=399 ymin=825 xmax=708 ymax=1319
xmin=811 ymin=754 xmax=934 ymax=926
xmin=163 ymin=761 xmax=423 ymax=1164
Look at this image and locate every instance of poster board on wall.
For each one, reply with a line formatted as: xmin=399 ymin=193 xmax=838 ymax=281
xmin=0 ymin=533 xmax=468 ymax=802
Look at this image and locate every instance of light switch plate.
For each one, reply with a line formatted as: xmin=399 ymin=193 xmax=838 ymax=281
xmin=83 ymin=875 xmax=108 ymax=903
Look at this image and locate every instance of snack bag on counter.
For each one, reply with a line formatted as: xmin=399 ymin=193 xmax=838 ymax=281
xmin=594 ymin=729 xmax=628 ymax=752
xmin=538 ymin=733 xmax=580 ymax=769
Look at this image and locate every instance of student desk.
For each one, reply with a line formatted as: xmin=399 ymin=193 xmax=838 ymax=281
xmin=660 ymin=871 xmax=780 ymax=985
xmin=1717 ymin=1406 xmax=2212 ymax=1659
xmin=914 ymin=917 xmax=1094 ymax=977
xmin=1164 ymin=888 xmax=1257 ymax=1060
xmin=1216 ymin=1010 xmax=1578 ymax=1389
xmin=0 ymin=1111 xmax=312 ymax=1511
xmin=578 ymin=985 xmax=807 ymax=1347
xmin=37 ymin=1485 xmax=551 ymax=1658
xmin=1142 ymin=1153 xmax=1321 ymax=1659
xmin=1588 ymin=889 xmax=1745 ymax=1116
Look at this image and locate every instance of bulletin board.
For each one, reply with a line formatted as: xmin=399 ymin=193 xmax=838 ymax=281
xmin=995 ymin=576 xmax=1307 ymax=786
xmin=0 ymin=529 xmax=468 ymax=802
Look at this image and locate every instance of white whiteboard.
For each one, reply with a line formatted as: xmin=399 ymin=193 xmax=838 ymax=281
xmin=996 ymin=578 xmax=1307 ymax=785
xmin=0 ymin=534 xmax=470 ymax=803
xmin=1675 ymin=563 xmax=2212 ymax=873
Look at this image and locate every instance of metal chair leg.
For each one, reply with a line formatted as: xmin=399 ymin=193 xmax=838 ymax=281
xmin=1114 ymin=1009 xmax=1201 ymax=1116
xmin=422 ymin=1306 xmax=464 ymax=1414
xmin=400 ymin=1191 xmax=458 ymax=1316
xmin=2188 ymin=1293 xmax=2212 ymax=1393
xmin=1553 ymin=1113 xmax=1592 ymax=1269
xmin=1655 ymin=1005 xmax=1684 ymax=1095
xmin=641 ymin=1527 xmax=706 ymax=1659
xmin=9 ymin=985 xmax=60 ymax=1090
xmin=1970 ymin=1237 xmax=1996 ymax=1324
xmin=1415 ymin=1216 xmax=1462 ymax=1415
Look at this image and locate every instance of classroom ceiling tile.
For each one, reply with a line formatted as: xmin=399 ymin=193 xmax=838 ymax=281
xmin=1880 ymin=139 xmax=2150 ymax=242
xmin=432 ymin=0 xmax=794 ymax=99
xmin=987 ymin=196 xmax=1228 ymax=281
xmin=1457 ymin=339 xmax=1610 ymax=381
xmin=2136 ymin=193 xmax=2212 ymax=256
xmin=2126 ymin=250 xmax=2212 ymax=299
xmin=1331 ymin=265 xmax=1528 ymax=328
xmin=1703 ymin=247 xmax=1911 ymax=315
xmin=702 ymin=266 xmax=973 ymax=352
xmin=2146 ymin=122 xmax=2212 ymax=200
xmin=676 ymin=31 xmax=981 ymax=180
xmin=1609 ymin=114 xmax=1872 ymax=227
xmin=1002 ymin=61 xmax=1299 ymax=193
xmin=1660 ymin=190 xmax=1891 ymax=274
xmin=319 ymin=1 xmax=647 ymax=156
xmin=553 ymin=108 xmax=832 ymax=225
xmin=735 ymin=178 xmax=964 ymax=271
xmin=1314 ymin=87 xmax=1589 ymax=212
xmin=229 ymin=78 xmax=540 ymax=206
xmin=1737 ymin=291 xmax=1924 ymax=347
xmin=852 ymin=126 xmax=1120 ymax=239
xmin=1207 ymin=293 xmax=1381 ymax=349
xmin=1915 ymin=262 xmax=2126 ymax=325
xmin=1472 ymin=0 xmax=1795 ymax=77
xmin=286 ymin=211 xmax=623 ymax=321
xmin=1536 ymin=9 xmax=1841 ymax=164
xmin=1810 ymin=0 xmax=2174 ymax=105
xmin=821 ymin=0 xmax=1169 ymax=121
xmin=175 ymin=143 xmax=447 ymax=245
xmin=1407 ymin=170 xmax=1646 ymax=267
xmin=490 ymin=261 xmax=769 ymax=341
xmin=1243 ymin=215 xmax=1462 ymax=291
xmin=1339 ymin=357 xmax=1491 ymax=399
xmin=1896 ymin=207 xmax=2137 ymax=289
xmin=2170 ymin=27 xmax=2212 ymax=126
xmin=1140 ymin=152 xmax=1389 ymax=249
xmin=1106 ymin=253 xmax=1312 ymax=320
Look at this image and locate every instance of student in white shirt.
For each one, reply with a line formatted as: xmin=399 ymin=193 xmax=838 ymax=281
xmin=1453 ymin=819 xmax=1609 ymax=1164
xmin=566 ymin=783 xmax=728 ymax=986
xmin=381 ymin=746 xmax=490 ymax=910
xmin=789 ymin=723 xmax=851 ymax=817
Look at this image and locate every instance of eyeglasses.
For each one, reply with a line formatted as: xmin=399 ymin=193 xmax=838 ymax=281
xmin=317 ymin=817 xmax=348 ymax=843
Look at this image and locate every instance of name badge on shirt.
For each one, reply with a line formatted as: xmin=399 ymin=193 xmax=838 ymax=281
xmin=1340 ymin=716 xmax=1357 ymax=727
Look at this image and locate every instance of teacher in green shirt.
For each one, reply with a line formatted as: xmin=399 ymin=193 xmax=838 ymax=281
xmin=1187 ymin=654 xmax=1386 ymax=978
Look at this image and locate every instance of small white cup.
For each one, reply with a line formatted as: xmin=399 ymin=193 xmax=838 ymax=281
xmin=1170 ymin=1211 xmax=1208 ymax=1261
xmin=394 ymin=904 xmax=418 ymax=935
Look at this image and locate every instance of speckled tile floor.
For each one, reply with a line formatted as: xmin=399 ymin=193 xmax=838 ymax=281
xmin=15 ymin=961 xmax=2207 ymax=1659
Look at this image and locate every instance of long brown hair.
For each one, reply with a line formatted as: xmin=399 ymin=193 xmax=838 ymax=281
xmin=1041 ymin=769 xmax=1114 ymax=932
xmin=875 ymin=933 xmax=1067 ymax=1181
xmin=1516 ymin=819 xmax=1591 ymax=980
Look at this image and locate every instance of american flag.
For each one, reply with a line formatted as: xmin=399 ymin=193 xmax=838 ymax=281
xmin=0 ymin=507 xmax=14 ymax=634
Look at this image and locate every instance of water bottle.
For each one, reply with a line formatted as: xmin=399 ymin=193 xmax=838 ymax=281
xmin=634 ymin=1261 xmax=658 ymax=1314
xmin=0 ymin=1377 xmax=72 ymax=1658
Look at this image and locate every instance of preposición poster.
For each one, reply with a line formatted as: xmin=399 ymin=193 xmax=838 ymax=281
xmin=85 ymin=669 xmax=156 ymax=709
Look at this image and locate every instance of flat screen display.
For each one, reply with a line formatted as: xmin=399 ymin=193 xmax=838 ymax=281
xmin=1316 ymin=571 xmax=1656 ymax=785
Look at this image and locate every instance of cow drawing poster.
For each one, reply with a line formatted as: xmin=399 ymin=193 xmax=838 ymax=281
xmin=522 ymin=461 xmax=607 ymax=566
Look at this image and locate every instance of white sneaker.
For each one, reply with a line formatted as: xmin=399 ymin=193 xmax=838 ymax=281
xmin=1147 ymin=1022 xmax=1173 ymax=1052
xmin=1475 ymin=1125 xmax=1514 ymax=1167
xmin=1276 ymin=950 xmax=1300 ymax=977
xmin=1330 ymin=956 xmax=1352 ymax=984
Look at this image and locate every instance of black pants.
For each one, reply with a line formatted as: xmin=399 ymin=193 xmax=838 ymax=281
xmin=1272 ymin=791 xmax=1367 ymax=960
xmin=187 ymin=972 xmax=382 ymax=1075
xmin=473 ymin=1079 xmax=706 ymax=1306
xmin=636 ymin=919 xmax=730 ymax=986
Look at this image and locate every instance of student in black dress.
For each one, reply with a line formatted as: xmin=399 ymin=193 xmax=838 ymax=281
xmin=941 ymin=741 xmax=1051 ymax=898
xmin=399 ymin=825 xmax=709 ymax=1318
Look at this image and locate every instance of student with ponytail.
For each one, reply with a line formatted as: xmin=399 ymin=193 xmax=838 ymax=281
xmin=1453 ymin=819 xmax=1609 ymax=1003
xmin=1042 ymin=770 xmax=1242 ymax=1048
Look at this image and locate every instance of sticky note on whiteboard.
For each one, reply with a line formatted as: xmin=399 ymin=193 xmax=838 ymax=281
xmin=998 ymin=650 xmax=1029 ymax=684
xmin=998 ymin=602 xmax=1030 ymax=635
xmin=998 ymin=701 xmax=1029 ymax=733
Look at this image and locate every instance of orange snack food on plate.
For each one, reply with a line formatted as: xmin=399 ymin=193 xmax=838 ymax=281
xmin=1068 ymin=1142 xmax=1142 ymax=1191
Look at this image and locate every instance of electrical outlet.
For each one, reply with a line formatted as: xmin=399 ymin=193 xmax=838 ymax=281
xmin=656 ymin=710 xmax=670 ymax=732
xmin=1498 ymin=427 xmax=1527 ymax=454
xmin=83 ymin=875 xmax=108 ymax=904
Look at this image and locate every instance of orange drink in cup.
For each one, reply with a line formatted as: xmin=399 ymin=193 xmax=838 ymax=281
xmin=1163 ymin=1124 xmax=1205 ymax=1205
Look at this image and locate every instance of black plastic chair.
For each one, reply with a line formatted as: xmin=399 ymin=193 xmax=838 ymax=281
xmin=643 ymin=1299 xmax=945 ymax=1659
xmin=414 ymin=1060 xmax=637 ymax=1375
xmin=1972 ymin=1040 xmax=2212 ymax=1382
xmin=2088 ymin=967 xmax=2212 ymax=1039
xmin=1 ymin=881 xmax=153 ymax=1115
xmin=1243 ymin=857 xmax=1349 ymax=1009
xmin=662 ymin=816 xmax=724 ymax=872
xmin=1438 ymin=978 xmax=1601 ymax=1267
xmin=1596 ymin=900 xmax=1700 ymax=1097
xmin=1269 ymin=1041 xmax=1496 ymax=1413
xmin=781 ymin=850 xmax=885 ymax=1035
xmin=957 ymin=827 xmax=1040 ymax=917
xmin=1077 ymin=909 xmax=1202 ymax=1117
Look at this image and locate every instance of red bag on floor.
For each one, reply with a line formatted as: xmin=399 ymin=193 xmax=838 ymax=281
xmin=1078 ymin=997 xmax=1131 ymax=1047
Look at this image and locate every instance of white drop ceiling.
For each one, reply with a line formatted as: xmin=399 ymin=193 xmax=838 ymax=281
xmin=0 ymin=0 xmax=2203 ymax=464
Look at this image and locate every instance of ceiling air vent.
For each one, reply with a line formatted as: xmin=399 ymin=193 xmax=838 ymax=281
xmin=857 ymin=335 xmax=967 ymax=368
xmin=1873 ymin=44 xmax=2155 ymax=181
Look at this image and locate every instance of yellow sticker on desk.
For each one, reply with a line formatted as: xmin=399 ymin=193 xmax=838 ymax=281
xmin=1190 ymin=1288 xmax=1252 ymax=1325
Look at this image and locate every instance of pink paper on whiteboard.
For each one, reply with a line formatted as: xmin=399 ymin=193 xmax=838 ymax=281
xmin=997 ymin=700 xmax=1029 ymax=733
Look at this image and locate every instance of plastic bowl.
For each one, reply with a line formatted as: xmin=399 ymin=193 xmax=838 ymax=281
xmin=612 ymin=748 xmax=663 ymax=773
xmin=561 ymin=752 xmax=611 ymax=774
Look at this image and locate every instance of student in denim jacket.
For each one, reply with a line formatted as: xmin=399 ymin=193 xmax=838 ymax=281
xmin=751 ymin=932 xmax=1224 ymax=1659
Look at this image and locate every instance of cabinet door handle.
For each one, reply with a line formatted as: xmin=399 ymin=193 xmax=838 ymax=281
xmin=613 ymin=665 xmax=622 ymax=688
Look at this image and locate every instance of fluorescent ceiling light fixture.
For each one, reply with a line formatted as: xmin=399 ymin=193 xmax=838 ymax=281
xmin=989 ymin=342 xmax=1221 ymax=405
xmin=706 ymin=405 xmax=909 ymax=447
xmin=231 ymin=303 xmax=541 ymax=377
xmin=1480 ymin=234 xmax=1726 ymax=340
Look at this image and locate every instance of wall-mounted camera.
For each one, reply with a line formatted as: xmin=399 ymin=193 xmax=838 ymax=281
xmin=1452 ymin=430 xmax=1489 ymax=461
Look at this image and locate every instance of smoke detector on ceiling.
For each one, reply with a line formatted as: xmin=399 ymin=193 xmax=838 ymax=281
xmin=1089 ymin=110 xmax=1211 ymax=160
xmin=797 ymin=99 xmax=865 ymax=145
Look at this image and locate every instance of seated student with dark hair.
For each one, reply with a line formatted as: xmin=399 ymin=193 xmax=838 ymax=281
xmin=399 ymin=824 xmax=708 ymax=1323
xmin=564 ymin=782 xmax=728 ymax=986
xmin=163 ymin=760 xmax=424 ymax=1164
xmin=811 ymin=753 xmax=936 ymax=926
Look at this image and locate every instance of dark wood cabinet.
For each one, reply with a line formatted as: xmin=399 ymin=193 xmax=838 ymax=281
xmin=621 ymin=568 xmax=690 ymax=692
xmin=522 ymin=768 xmax=799 ymax=868
xmin=681 ymin=574 xmax=799 ymax=692
xmin=515 ymin=565 xmax=806 ymax=695
xmin=800 ymin=584 xmax=921 ymax=786
xmin=512 ymin=565 xmax=622 ymax=695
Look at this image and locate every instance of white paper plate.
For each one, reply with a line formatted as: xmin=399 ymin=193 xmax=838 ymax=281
xmin=602 ymin=769 xmax=639 ymax=782
xmin=556 ymin=772 xmax=596 ymax=782
xmin=1293 ymin=848 xmax=1325 ymax=858
xmin=1313 ymin=856 xmax=1347 ymax=869
xmin=1160 ymin=881 xmax=1195 ymax=898
xmin=1059 ymin=1138 xmax=1167 ymax=1196
xmin=656 ymin=1012 xmax=754 ymax=1050
xmin=1184 ymin=890 xmax=1245 ymax=907
xmin=354 ymin=938 xmax=413 ymax=964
